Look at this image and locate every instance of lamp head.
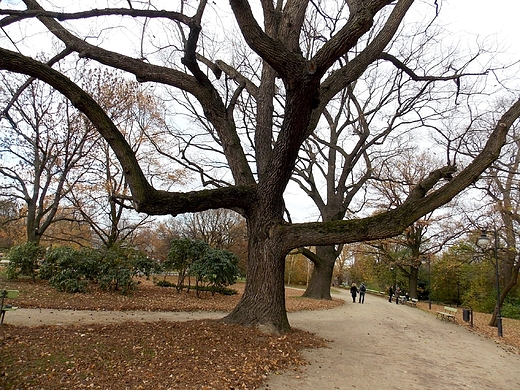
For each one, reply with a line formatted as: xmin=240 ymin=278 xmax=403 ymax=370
xmin=476 ymin=230 xmax=490 ymax=248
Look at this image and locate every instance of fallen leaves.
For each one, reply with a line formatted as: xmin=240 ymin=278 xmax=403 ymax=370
xmin=0 ymin=278 xmax=340 ymax=389
xmin=1 ymin=321 xmax=326 ymax=389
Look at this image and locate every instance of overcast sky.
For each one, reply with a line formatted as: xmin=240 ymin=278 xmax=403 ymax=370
xmin=439 ymin=0 xmax=520 ymax=56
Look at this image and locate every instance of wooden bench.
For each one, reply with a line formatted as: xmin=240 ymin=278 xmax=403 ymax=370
xmin=406 ymin=298 xmax=418 ymax=307
xmin=1 ymin=289 xmax=19 ymax=325
xmin=436 ymin=306 xmax=457 ymax=322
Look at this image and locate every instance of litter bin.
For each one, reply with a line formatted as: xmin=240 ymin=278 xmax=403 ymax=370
xmin=463 ymin=308 xmax=471 ymax=322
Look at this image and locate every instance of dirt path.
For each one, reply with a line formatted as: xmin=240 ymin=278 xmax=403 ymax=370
xmin=6 ymin=289 xmax=520 ymax=389
xmin=260 ymin=289 xmax=520 ymax=390
xmin=6 ymin=307 xmax=225 ymax=326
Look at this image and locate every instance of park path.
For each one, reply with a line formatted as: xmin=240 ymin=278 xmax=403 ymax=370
xmin=260 ymin=289 xmax=520 ymax=390
xmin=5 ymin=289 xmax=520 ymax=389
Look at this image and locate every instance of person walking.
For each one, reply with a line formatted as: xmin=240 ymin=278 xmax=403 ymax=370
xmin=359 ymin=282 xmax=366 ymax=303
xmin=388 ymin=285 xmax=393 ymax=303
xmin=350 ymin=283 xmax=359 ymax=303
xmin=395 ymin=286 xmax=401 ymax=304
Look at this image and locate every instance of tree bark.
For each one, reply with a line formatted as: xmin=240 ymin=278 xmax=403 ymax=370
xmin=408 ymin=267 xmax=419 ymax=299
xmin=301 ymin=246 xmax=337 ymax=300
xmin=223 ymin=212 xmax=290 ymax=333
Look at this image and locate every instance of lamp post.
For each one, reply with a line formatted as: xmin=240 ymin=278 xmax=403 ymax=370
xmin=476 ymin=228 xmax=503 ymax=337
xmin=390 ymin=266 xmax=397 ymax=290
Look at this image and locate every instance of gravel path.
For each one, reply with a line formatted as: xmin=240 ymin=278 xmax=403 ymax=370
xmin=6 ymin=289 xmax=520 ymax=389
xmin=260 ymin=289 xmax=520 ymax=390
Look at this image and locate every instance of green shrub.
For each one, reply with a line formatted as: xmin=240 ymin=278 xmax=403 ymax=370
xmin=166 ymin=239 xmax=209 ymax=292
xmin=97 ymin=245 xmax=136 ymax=294
xmin=39 ymin=246 xmax=96 ymax=293
xmin=131 ymin=251 xmax=162 ymax=278
xmin=501 ymin=295 xmax=520 ymax=320
xmin=190 ymin=248 xmax=239 ymax=295
xmin=6 ymin=242 xmax=45 ymax=281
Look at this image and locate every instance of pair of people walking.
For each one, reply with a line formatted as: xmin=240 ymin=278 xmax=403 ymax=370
xmin=350 ymin=282 xmax=366 ymax=303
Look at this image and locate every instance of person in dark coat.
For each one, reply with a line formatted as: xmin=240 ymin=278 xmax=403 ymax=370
xmin=350 ymin=283 xmax=359 ymax=303
xmin=359 ymin=282 xmax=366 ymax=303
xmin=388 ymin=285 xmax=393 ymax=303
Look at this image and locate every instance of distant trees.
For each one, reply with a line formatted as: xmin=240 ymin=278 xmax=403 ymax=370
xmin=471 ymin=119 xmax=520 ymax=327
xmin=0 ymin=76 xmax=96 ymax=244
xmin=65 ymin=69 xmax=176 ymax=249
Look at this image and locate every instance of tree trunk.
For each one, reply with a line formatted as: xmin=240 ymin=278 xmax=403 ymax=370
xmin=302 ymin=246 xmax=336 ymax=300
xmin=222 ymin=213 xmax=290 ymax=333
xmin=489 ymin=271 xmax=518 ymax=327
xmin=408 ymin=267 xmax=419 ymax=299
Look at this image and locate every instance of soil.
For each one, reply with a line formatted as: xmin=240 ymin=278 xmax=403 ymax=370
xmin=2 ymin=280 xmax=520 ymax=389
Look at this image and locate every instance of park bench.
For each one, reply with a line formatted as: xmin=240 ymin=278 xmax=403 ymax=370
xmin=406 ymin=298 xmax=418 ymax=307
xmin=436 ymin=306 xmax=457 ymax=322
xmin=1 ymin=289 xmax=19 ymax=325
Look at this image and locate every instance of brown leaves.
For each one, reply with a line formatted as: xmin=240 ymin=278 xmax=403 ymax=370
xmin=0 ymin=278 xmax=340 ymax=389
xmin=1 ymin=320 xmax=325 ymax=389
xmin=1 ymin=278 xmax=343 ymax=313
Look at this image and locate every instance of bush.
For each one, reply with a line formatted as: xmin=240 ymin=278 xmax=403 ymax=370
xmin=131 ymin=251 xmax=162 ymax=278
xmin=190 ymin=248 xmax=240 ymax=295
xmin=96 ymin=245 xmax=137 ymax=294
xmin=166 ymin=239 xmax=209 ymax=292
xmin=38 ymin=244 xmax=155 ymax=295
xmin=6 ymin=242 xmax=45 ymax=281
xmin=39 ymin=246 xmax=101 ymax=293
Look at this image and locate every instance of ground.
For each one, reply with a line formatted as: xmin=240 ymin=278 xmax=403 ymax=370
xmin=0 ymin=278 xmax=340 ymax=390
xmin=2 ymin=278 xmax=520 ymax=389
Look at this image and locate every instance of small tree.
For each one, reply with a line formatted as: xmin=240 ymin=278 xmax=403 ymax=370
xmin=190 ymin=248 xmax=239 ymax=296
xmin=165 ymin=238 xmax=209 ymax=292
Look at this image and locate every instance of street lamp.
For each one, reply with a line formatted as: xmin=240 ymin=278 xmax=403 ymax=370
xmin=421 ymin=256 xmax=432 ymax=310
xmin=476 ymin=228 xmax=503 ymax=337
xmin=390 ymin=266 xmax=397 ymax=290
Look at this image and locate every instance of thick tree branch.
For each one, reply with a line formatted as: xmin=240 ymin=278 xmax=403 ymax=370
xmin=0 ymin=7 xmax=192 ymax=28
xmin=229 ymin=0 xmax=306 ymax=78
xmin=278 ymin=98 xmax=520 ymax=251
xmin=0 ymin=48 xmax=257 ymax=214
xmin=20 ymin=0 xmax=254 ymax=187
xmin=312 ymin=0 xmax=393 ymax=76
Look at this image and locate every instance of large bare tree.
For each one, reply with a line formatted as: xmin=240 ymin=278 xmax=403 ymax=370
xmin=0 ymin=1 xmax=519 ymax=332
xmin=0 ymin=75 xmax=96 ymax=244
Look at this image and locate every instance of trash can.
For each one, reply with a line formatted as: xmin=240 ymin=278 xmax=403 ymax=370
xmin=463 ymin=308 xmax=471 ymax=322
